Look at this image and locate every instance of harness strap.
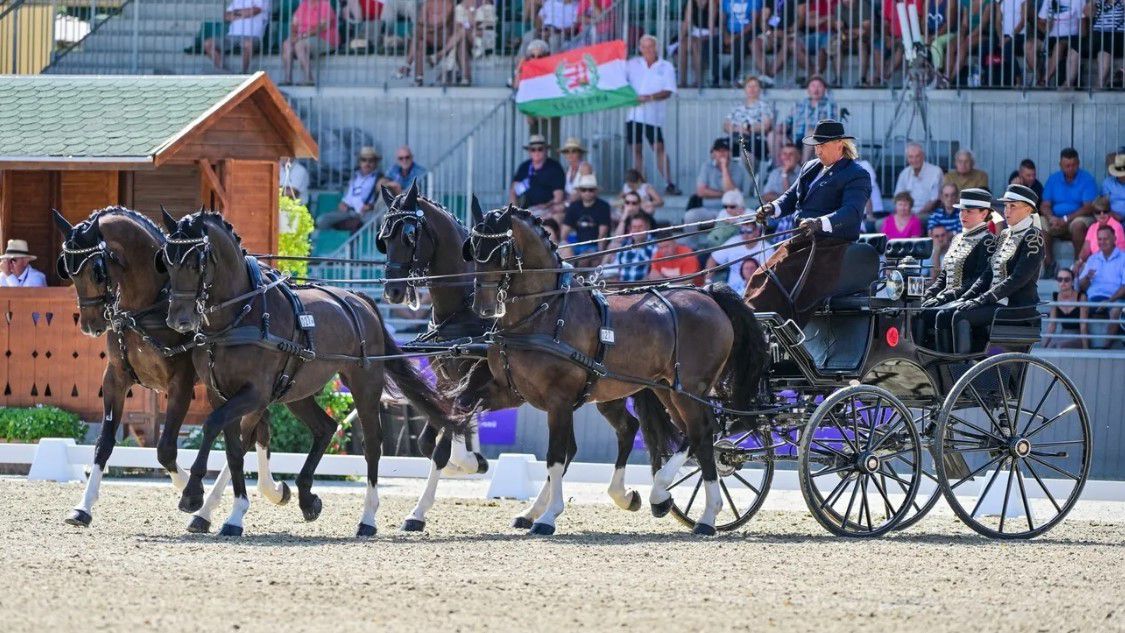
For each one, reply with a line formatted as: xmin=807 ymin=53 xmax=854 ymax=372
xmin=572 ymin=290 xmax=614 ymax=409
xmin=314 ymin=284 xmax=372 ymax=367
xmin=648 ymin=288 xmax=683 ymax=391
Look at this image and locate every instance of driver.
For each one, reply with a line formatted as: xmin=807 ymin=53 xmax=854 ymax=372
xmin=934 ymin=184 xmax=1045 ymax=354
xmin=745 ymin=119 xmax=871 ymax=325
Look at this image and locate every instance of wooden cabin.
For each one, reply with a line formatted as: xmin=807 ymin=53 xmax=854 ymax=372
xmin=0 ymin=72 xmax=317 ymax=441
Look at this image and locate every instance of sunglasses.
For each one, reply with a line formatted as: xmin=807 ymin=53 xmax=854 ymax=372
xmin=1057 ymin=276 xmax=1073 ymax=282
xmin=1095 ymin=210 xmax=1109 ymax=215
xmin=723 ymin=204 xmax=740 ymax=209
xmin=359 ymin=158 xmax=377 ymax=163
xmin=528 ymin=147 xmax=546 ymax=153
xmin=396 ymin=155 xmax=412 ymax=161
xmin=624 ymin=199 xmax=641 ymax=205
xmin=578 ymin=187 xmax=597 ymax=192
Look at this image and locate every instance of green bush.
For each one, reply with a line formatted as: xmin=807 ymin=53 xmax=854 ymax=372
xmin=277 ymin=192 xmax=314 ymax=279
xmin=0 ymin=406 xmax=87 ymax=443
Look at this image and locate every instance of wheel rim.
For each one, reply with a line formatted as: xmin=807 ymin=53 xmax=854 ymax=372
xmin=669 ymin=429 xmax=774 ymax=531
xmin=801 ymin=387 xmax=922 ymax=536
xmin=935 ymin=354 xmax=1091 ymax=539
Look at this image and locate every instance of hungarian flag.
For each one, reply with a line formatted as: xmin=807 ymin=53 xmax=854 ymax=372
xmin=515 ymin=40 xmax=637 ymax=118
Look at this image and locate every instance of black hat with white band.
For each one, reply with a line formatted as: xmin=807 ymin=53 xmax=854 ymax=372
xmin=951 ymin=188 xmax=993 ymax=210
xmin=998 ymin=183 xmax=1039 ymax=210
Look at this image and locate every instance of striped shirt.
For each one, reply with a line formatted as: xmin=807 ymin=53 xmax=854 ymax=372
xmin=725 ymin=99 xmax=775 ymax=131
xmin=1092 ymin=0 xmax=1124 ymax=31
xmin=927 ymin=207 xmax=963 ymax=234
xmin=613 ymin=238 xmax=657 ymax=281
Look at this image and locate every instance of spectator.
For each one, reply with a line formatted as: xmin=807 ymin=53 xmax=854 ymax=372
xmin=398 ymin=0 xmax=455 ymax=86
xmin=204 ymin=0 xmax=269 ymax=74
xmin=577 ymin=0 xmax=616 ymax=46
xmin=833 ymin=0 xmax=879 ymax=86
xmin=1104 ymin=152 xmax=1125 ymax=215
xmin=618 ymin=192 xmax=649 ymax=229
xmin=795 ymin=0 xmax=838 ymax=80
xmin=435 ymin=0 xmax=498 ymax=86
xmin=1044 ymin=266 xmax=1087 ymax=348
xmin=317 ymin=146 xmax=387 ymax=231
xmin=723 ymin=75 xmax=774 ymax=166
xmin=512 ymin=38 xmax=551 ymax=88
xmin=928 ymin=183 xmax=964 ymax=278
xmin=1078 ymin=224 xmax=1125 ymax=339
xmin=708 ymin=0 xmax=761 ymax=86
xmin=686 ymin=137 xmax=749 ymax=227
xmin=1089 ymin=0 xmax=1125 ymax=89
xmin=0 ymin=240 xmax=46 ymax=287
xmin=882 ymin=192 xmax=926 ymax=238
xmin=523 ymin=0 xmax=580 ymax=53
xmin=648 ymin=228 xmax=703 ymax=284
xmin=763 ymin=142 xmax=801 ymax=203
xmin=706 ymin=222 xmax=772 ymax=289
xmin=893 ymin=142 xmax=944 ymax=215
xmin=510 ymin=134 xmax=566 ymax=219
xmin=1075 ymin=197 xmax=1125 ymax=274
xmin=385 ymin=145 xmax=428 ymax=195
xmin=542 ymin=217 xmax=562 ymax=243
xmin=855 ymin=156 xmax=885 ymax=225
xmin=706 ymin=190 xmax=749 ymax=247
xmin=1042 ymin=147 xmax=1098 ymax=274
xmin=280 ymin=158 xmax=310 ymax=205
xmin=928 ymin=0 xmax=959 ymax=79
xmin=608 ymin=213 xmax=658 ymax=281
xmin=561 ymin=174 xmax=613 ymax=259
xmin=626 ymin=35 xmax=682 ymax=195
xmin=560 ymin=137 xmax=595 ymax=202
xmin=949 ymin=0 xmax=994 ymax=82
xmin=281 ymin=0 xmax=339 ymax=85
xmin=1037 ymin=0 xmax=1086 ymax=88
xmin=880 ymin=0 xmax=923 ymax=81
xmin=998 ymin=0 xmax=1033 ymax=85
xmin=342 ymin=0 xmax=383 ymax=29
xmin=1008 ymin=158 xmax=1045 ymax=200
xmin=732 ymin=257 xmax=761 ymax=294
xmin=944 ymin=149 xmax=990 ymax=191
xmin=1019 ymin=0 xmax=1047 ymax=84
xmin=771 ymin=76 xmax=837 ymax=161
xmin=621 ymin=169 xmax=665 ymax=214
xmin=678 ymin=0 xmax=721 ymax=88
xmin=750 ymin=0 xmax=800 ymax=85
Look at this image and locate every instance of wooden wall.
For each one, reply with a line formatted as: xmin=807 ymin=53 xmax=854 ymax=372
xmin=222 ymin=159 xmax=279 ymax=255
xmin=130 ymin=164 xmax=203 ymax=221
xmin=0 ymin=171 xmax=55 ymax=269
xmin=165 ymin=99 xmax=291 ymax=164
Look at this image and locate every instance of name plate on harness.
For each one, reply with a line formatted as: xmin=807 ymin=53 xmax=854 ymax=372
xmin=298 ymin=313 xmax=316 ymax=330
xmin=599 ymin=327 xmax=616 ymax=345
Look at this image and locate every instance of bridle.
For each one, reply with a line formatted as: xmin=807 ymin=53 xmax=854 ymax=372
xmin=59 ymin=240 xmax=121 ymax=310
xmin=163 ymin=233 xmax=214 ymax=325
xmin=378 ymin=208 xmax=435 ymax=310
xmin=466 ymin=225 xmax=525 ymax=319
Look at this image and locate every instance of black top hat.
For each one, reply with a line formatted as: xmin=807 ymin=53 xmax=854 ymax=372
xmin=952 ymin=187 xmax=994 ymax=210
xmin=999 ymin=183 xmax=1039 ymax=209
xmin=711 ymin=137 xmax=731 ymax=151
xmin=802 ymin=119 xmax=855 ymax=146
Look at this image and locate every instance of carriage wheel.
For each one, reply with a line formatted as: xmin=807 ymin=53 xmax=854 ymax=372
xmin=894 ymin=408 xmax=945 ymax=531
xmin=934 ymin=353 xmax=1091 ymax=539
xmin=669 ymin=429 xmax=774 ymax=532
xmin=799 ymin=385 xmax=923 ymax=537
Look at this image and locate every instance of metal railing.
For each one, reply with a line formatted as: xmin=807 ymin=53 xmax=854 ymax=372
xmin=1041 ymin=299 xmax=1125 ymax=349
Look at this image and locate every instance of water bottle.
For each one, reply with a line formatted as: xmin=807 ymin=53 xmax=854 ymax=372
xmin=969 ymin=69 xmax=981 ymax=88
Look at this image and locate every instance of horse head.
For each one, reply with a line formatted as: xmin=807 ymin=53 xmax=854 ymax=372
xmin=378 ymin=181 xmax=469 ymax=308
xmin=160 ymin=210 xmax=244 ymax=333
xmin=463 ymin=205 xmax=557 ymax=319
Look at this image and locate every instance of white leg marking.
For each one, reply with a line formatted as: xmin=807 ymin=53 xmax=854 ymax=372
xmin=697 ymin=478 xmax=723 ymax=529
xmin=191 ymin=464 xmax=231 ymax=526
xmin=254 ymin=444 xmax=286 ymax=505
xmin=535 ymin=464 xmax=567 ymax=527
xmin=75 ymin=467 xmax=104 ymax=513
xmin=606 ymin=467 xmax=633 ymax=509
xmin=223 ymin=494 xmax=250 ymax=529
xmin=406 ymin=460 xmax=442 ymax=522
xmin=446 ymin=433 xmax=478 ymax=474
xmin=516 ymin=477 xmax=552 ymax=522
xmin=650 ymin=448 xmax=690 ymax=505
xmin=359 ymin=484 xmax=380 ymax=528
xmin=169 ymin=465 xmax=190 ymax=492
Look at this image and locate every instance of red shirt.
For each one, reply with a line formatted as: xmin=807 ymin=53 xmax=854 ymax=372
xmin=882 ymin=0 xmax=923 ymax=37
xmin=650 ymin=245 xmax=703 ymax=285
xmin=294 ymin=0 xmax=339 ymax=47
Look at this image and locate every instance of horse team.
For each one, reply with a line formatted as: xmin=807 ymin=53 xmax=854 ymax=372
xmin=55 ymin=180 xmax=769 ymax=537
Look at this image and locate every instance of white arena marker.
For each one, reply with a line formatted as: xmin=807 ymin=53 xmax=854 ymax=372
xmin=485 ymin=453 xmax=538 ymax=501
xmin=28 ymin=438 xmax=86 ymax=483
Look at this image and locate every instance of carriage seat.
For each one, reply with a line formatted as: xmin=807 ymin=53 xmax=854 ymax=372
xmin=821 ymin=240 xmax=881 ymax=311
xmin=857 ymin=233 xmax=888 ymax=255
xmin=885 ymin=237 xmax=933 ymax=260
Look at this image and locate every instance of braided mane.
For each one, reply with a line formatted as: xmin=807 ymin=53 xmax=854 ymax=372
xmin=72 ymin=205 xmax=166 ymax=246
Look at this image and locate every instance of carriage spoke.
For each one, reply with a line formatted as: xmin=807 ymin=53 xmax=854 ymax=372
xmin=812 ymin=462 xmax=854 ymax=478
xmin=996 ymin=365 xmax=1016 ymax=434
xmin=950 ymin=414 xmax=1006 ymax=446
xmin=871 ymin=473 xmax=896 ymax=519
xmin=850 ymin=400 xmax=861 ymax=448
xmin=1011 ymin=363 xmax=1030 ymax=434
xmin=969 ymin=458 xmax=1007 ymax=517
xmin=1025 ymin=404 xmax=1079 ymax=440
xmin=1030 ymin=440 xmax=1086 ymax=447
xmin=860 ymin=477 xmax=875 ymax=531
xmin=809 ymin=439 xmax=850 ymax=461
xmin=966 ymin=383 xmax=1008 ymax=438
xmin=667 ymin=467 xmax=701 ymax=491
xmin=826 ymin=412 xmax=860 ymax=454
xmin=868 ymin=417 xmax=908 ymax=453
xmin=1024 ymin=460 xmax=1063 ymax=514
xmin=719 ymin=479 xmax=740 ymax=520
xmin=950 ymin=453 xmax=1005 ymax=490
xmin=866 ymin=397 xmax=883 ymax=450
xmin=874 ymin=465 xmax=914 ymax=489
xmin=1020 ymin=376 xmax=1058 ymax=437
xmin=731 ymin=471 xmax=763 ymax=497
xmin=1015 ymin=462 xmax=1036 ymax=532
xmin=1026 ymin=454 xmax=1081 ymax=481
xmin=999 ymin=459 xmax=1017 ymax=533
xmin=842 ymin=473 xmax=861 ymax=526
xmin=683 ymin=477 xmax=704 ymax=516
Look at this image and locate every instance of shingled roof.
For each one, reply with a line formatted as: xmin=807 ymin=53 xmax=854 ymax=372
xmin=0 ymin=72 xmax=317 ymax=167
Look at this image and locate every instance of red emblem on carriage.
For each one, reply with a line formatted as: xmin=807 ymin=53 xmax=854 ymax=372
xmin=885 ymin=326 xmax=900 ymax=347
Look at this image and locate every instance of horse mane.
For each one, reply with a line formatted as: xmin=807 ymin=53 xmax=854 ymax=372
xmin=496 ymin=206 xmax=559 ymax=254
xmin=73 ymin=205 xmax=166 ymax=245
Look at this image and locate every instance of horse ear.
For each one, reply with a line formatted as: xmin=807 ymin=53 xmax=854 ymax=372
xmin=51 ymin=209 xmax=72 ymax=235
xmin=403 ymin=180 xmax=419 ymax=210
xmin=153 ymin=250 xmax=167 ymax=275
xmin=471 ymin=195 xmax=484 ymax=225
xmin=461 ymin=238 xmax=474 ymax=262
xmin=160 ymin=206 xmax=178 ymax=232
xmin=381 ymin=185 xmax=396 ymax=208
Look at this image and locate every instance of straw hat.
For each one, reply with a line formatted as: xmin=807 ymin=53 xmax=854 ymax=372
xmin=574 ymin=174 xmax=599 ymax=190
xmin=358 ymin=146 xmax=381 ymax=160
xmin=524 ymin=134 xmax=550 ymax=150
xmin=0 ymin=239 xmax=36 ymax=260
xmin=560 ymin=137 xmax=587 ymax=154
xmin=1109 ymin=153 xmax=1125 ymax=178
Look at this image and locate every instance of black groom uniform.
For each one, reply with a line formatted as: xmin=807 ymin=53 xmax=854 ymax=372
xmin=916 ymin=223 xmax=996 ymax=348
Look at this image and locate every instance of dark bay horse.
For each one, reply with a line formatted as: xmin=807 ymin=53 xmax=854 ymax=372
xmin=159 ymin=210 xmax=463 ymax=537
xmin=52 ymin=208 xmax=290 ymax=531
xmin=378 ymin=185 xmax=679 ymax=531
xmin=464 ymin=206 xmax=768 ymax=535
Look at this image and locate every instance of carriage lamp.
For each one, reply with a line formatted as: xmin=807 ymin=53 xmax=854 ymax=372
xmin=885 ymin=269 xmax=906 ymax=301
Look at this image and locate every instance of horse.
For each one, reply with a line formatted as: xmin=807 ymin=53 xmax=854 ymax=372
xmin=158 ymin=210 xmax=464 ymax=537
xmin=377 ymin=184 xmax=680 ymax=531
xmin=52 ymin=207 xmax=291 ymax=532
xmin=463 ymin=205 xmax=768 ymax=535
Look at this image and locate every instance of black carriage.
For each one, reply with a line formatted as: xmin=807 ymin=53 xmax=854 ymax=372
xmin=667 ymin=235 xmax=1092 ymax=539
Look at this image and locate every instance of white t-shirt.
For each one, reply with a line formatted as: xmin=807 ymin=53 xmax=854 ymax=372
xmin=1000 ymin=0 xmax=1026 ymax=36
xmin=856 ymin=159 xmax=884 ymax=214
xmin=539 ymin=0 xmax=579 ymax=29
xmin=227 ymin=0 xmax=270 ymax=38
xmin=625 ymin=56 xmax=678 ymax=127
xmin=280 ymin=159 xmax=310 ymax=206
xmin=1039 ymin=0 xmax=1087 ymax=37
xmin=712 ymin=234 xmax=773 ymax=292
xmin=894 ymin=162 xmax=944 ymax=213
xmin=0 ymin=265 xmax=47 ymax=287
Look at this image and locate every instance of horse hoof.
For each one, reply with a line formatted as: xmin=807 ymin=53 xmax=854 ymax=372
xmin=511 ymin=516 xmax=534 ymax=530
xmin=400 ymin=518 xmax=426 ymax=532
xmin=64 ymin=509 xmax=92 ymax=527
xmin=626 ymin=490 xmax=642 ymax=512
xmin=651 ymin=497 xmax=673 ymax=518
xmin=219 ymin=523 xmax=243 ymax=537
xmin=301 ymin=495 xmax=323 ymax=522
xmin=277 ymin=482 xmax=291 ymax=506
xmin=474 ymin=453 xmax=490 ymax=475
xmin=693 ymin=523 xmax=717 ymax=537
xmin=178 ymin=492 xmax=204 ymax=514
xmin=529 ymin=522 xmax=556 ymax=536
xmin=356 ymin=523 xmax=377 ymax=538
xmin=186 ymin=516 xmax=211 ymax=534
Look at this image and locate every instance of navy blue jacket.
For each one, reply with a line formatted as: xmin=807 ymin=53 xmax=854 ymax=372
xmin=772 ymin=158 xmax=871 ymax=241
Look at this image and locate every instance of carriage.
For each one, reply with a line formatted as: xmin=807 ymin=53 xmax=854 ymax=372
xmin=665 ymin=234 xmax=1092 ymax=539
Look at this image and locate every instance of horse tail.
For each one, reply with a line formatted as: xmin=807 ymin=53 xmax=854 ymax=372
xmin=704 ymin=283 xmax=768 ymax=414
xmin=631 ymin=389 xmax=683 ymax=457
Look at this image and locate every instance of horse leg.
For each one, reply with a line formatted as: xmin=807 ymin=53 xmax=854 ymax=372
xmin=446 ymin=418 xmax=488 ymax=474
xmin=528 ymin=407 xmax=575 ymax=536
xmin=343 ymin=372 xmax=385 ymax=537
xmin=187 ymin=463 xmax=230 ymax=533
xmin=186 ymin=412 xmax=274 ymax=534
xmin=217 ymin=421 xmax=250 ymax=537
xmin=157 ymin=372 xmax=194 ymax=492
xmin=284 ymin=396 xmax=338 ymax=522
xmin=595 ymin=399 xmax=643 ymax=512
xmin=674 ymin=395 xmax=722 ymax=536
xmin=248 ymin=413 xmax=291 ymax=506
xmin=179 ymin=385 xmax=261 ymax=514
xmin=513 ymin=424 xmax=576 ymax=529
xmin=66 ymin=365 xmax=129 ymax=527
xmin=649 ymin=390 xmax=690 ymax=518
xmin=402 ymin=429 xmax=451 ymax=532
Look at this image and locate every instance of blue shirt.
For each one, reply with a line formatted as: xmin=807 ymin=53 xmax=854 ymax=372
xmin=723 ymin=0 xmax=762 ymax=33
xmin=1043 ymin=169 xmax=1098 ymax=217
xmin=613 ymin=238 xmax=657 ymax=281
xmin=1103 ymin=176 xmax=1125 ymax=215
xmin=927 ymin=207 xmax=962 ymax=234
xmin=387 ymin=162 xmax=427 ymax=191
xmin=1083 ymin=247 xmax=1125 ymax=299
